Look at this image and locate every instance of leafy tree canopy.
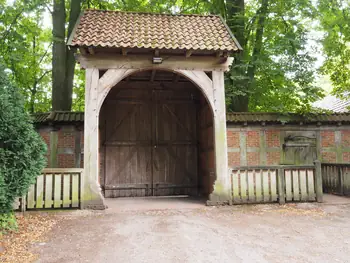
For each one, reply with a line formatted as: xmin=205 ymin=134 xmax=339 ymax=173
xmin=1 ymin=0 xmax=348 ymax=113
xmin=318 ymin=0 xmax=350 ymax=99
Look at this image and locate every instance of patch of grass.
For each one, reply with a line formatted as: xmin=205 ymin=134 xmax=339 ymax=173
xmin=0 ymin=212 xmax=18 ymax=234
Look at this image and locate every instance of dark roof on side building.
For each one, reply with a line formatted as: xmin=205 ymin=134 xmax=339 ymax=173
xmin=32 ymin=111 xmax=350 ymax=125
xmin=33 ymin=111 xmax=84 ymax=124
xmin=68 ymin=10 xmax=242 ymax=52
xmin=226 ymin=112 xmax=350 ymax=124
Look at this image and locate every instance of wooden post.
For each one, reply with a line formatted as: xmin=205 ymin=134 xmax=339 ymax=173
xmin=208 ymin=71 xmax=231 ymax=205
xmin=50 ymin=130 xmax=58 ymax=167
xmin=277 ymin=167 xmax=285 ymax=204
xmin=82 ymin=68 xmax=106 ymax=209
xmin=20 ymin=195 xmax=26 ymax=213
xmin=314 ymin=160 xmax=323 ymax=202
xmin=74 ymin=128 xmax=82 ymax=168
xmin=339 ymin=166 xmax=344 ymax=195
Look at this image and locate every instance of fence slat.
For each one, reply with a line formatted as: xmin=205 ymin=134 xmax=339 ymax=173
xmin=240 ymin=171 xmax=248 ymax=202
xmin=27 ymin=184 xmax=35 ymax=209
xmin=285 ymin=170 xmax=293 ymax=201
xmin=292 ymin=170 xmax=300 ymax=201
xmin=44 ymin=174 xmax=53 ymax=208
xmin=72 ymin=173 xmax=80 ymax=208
xmin=255 ymin=170 xmax=263 ymax=202
xmin=307 ymin=169 xmax=316 ymax=200
xmin=262 ymin=170 xmax=270 ymax=202
xmin=343 ymin=167 xmax=350 ymax=195
xmin=270 ymin=169 xmax=278 ymax=201
xmin=248 ymin=170 xmax=255 ymax=202
xmin=54 ymin=174 xmax=62 ymax=208
xmin=299 ymin=170 xmax=308 ymax=201
xmin=232 ymin=171 xmax=240 ymax=203
xmin=63 ymin=174 xmax=71 ymax=208
xmin=36 ymin=175 xmax=44 ymax=209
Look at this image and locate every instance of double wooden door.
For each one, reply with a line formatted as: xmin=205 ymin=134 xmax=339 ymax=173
xmin=103 ymin=84 xmax=198 ymax=197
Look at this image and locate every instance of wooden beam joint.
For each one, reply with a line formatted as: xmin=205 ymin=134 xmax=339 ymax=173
xmin=186 ymin=50 xmax=193 ymax=58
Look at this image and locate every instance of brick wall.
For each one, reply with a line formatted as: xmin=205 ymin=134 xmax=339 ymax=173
xmin=227 ymin=125 xmax=350 ymax=167
xmin=36 ymin=122 xmax=350 ymax=170
xmin=36 ymin=125 xmax=83 ymax=168
xmin=227 ymin=127 xmax=281 ymax=167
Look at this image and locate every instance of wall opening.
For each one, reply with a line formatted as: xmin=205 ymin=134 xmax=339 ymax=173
xmin=98 ymin=69 xmax=216 ymax=198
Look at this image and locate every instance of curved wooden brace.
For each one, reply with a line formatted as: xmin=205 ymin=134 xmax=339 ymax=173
xmin=97 ymin=68 xmax=215 ymax=117
xmin=97 ymin=68 xmax=138 ymax=113
xmin=175 ymin=69 xmax=214 ymax=116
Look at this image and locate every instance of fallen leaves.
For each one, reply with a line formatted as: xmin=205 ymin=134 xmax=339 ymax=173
xmin=0 ymin=213 xmax=60 ymax=263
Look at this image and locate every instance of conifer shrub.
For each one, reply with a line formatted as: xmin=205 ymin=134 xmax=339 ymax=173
xmin=0 ymin=63 xmax=46 ymax=230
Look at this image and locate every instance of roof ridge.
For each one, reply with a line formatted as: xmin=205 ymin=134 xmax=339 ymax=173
xmin=84 ymin=9 xmax=219 ymax=17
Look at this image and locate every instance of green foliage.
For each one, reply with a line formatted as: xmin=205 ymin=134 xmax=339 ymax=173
xmin=318 ymin=0 xmax=350 ymax=98
xmin=0 ymin=0 xmax=52 ymax=113
xmin=224 ymin=0 xmax=325 ymax=112
xmin=0 ymin=213 xmax=18 ymax=233
xmin=0 ymin=63 xmax=47 ymax=215
xmin=0 ymin=0 xmax=348 ymax=113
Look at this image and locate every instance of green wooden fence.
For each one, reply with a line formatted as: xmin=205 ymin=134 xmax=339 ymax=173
xmin=14 ymin=168 xmax=83 ymax=211
xmin=322 ymin=163 xmax=350 ymax=196
xmin=230 ymin=162 xmax=323 ymax=204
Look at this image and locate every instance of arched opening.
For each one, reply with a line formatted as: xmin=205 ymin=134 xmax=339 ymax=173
xmin=98 ymin=69 xmax=216 ymax=198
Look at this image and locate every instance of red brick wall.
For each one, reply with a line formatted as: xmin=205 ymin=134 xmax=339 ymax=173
xmin=343 ymin=152 xmax=350 ymax=162
xmin=266 ymin=130 xmax=280 ymax=148
xmin=341 ymin=130 xmax=350 ymax=146
xmin=227 ymin=131 xmax=240 ymax=147
xmin=36 ymin=126 xmax=83 ymax=168
xmin=267 ymin=152 xmax=280 ymax=165
xmin=36 ymin=123 xmax=350 ymax=172
xmin=58 ymin=154 xmax=75 ymax=167
xmin=322 ymin=152 xmax=336 ymax=162
xmin=228 ymin=152 xmax=240 ymax=166
xmin=226 ymin=129 xmax=282 ymax=167
xmin=247 ymin=152 xmax=259 ymax=165
xmin=246 ymin=131 xmax=259 ymax=147
xmin=58 ymin=130 xmax=75 ymax=148
xmin=321 ymin=131 xmax=335 ymax=147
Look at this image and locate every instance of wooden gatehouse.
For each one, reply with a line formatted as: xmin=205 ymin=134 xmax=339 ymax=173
xmin=67 ymin=10 xmax=242 ymax=208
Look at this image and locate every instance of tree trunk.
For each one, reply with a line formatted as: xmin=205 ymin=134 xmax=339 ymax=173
xmin=52 ymin=0 xmax=66 ymax=111
xmin=64 ymin=0 xmax=81 ymax=111
xmin=226 ymin=0 xmax=249 ymax=112
xmin=247 ymin=0 xmax=269 ymax=85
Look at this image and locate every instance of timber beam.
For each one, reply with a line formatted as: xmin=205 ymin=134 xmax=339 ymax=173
xmin=76 ymin=54 xmax=233 ymax=72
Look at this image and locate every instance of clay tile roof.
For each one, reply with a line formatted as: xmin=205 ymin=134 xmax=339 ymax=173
xmin=32 ymin=111 xmax=84 ymax=124
xmin=68 ymin=10 xmax=242 ymax=52
xmin=32 ymin=111 xmax=350 ymax=125
xmin=226 ymin=112 xmax=350 ymax=124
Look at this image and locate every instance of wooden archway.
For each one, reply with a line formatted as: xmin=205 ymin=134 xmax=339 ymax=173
xmin=80 ymin=56 xmax=232 ymax=209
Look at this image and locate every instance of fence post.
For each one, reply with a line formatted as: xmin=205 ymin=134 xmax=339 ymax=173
xmin=20 ymin=195 xmax=26 ymax=213
xmin=314 ymin=160 xmax=323 ymax=202
xmin=339 ymin=166 xmax=344 ymax=195
xmin=277 ymin=167 xmax=285 ymax=204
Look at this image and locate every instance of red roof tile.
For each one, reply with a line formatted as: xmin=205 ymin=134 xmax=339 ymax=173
xmin=68 ymin=10 xmax=241 ymax=52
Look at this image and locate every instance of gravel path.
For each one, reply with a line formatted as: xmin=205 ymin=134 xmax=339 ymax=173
xmin=32 ymin=197 xmax=350 ymax=263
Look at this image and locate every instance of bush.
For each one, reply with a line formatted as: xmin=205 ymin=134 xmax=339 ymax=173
xmin=0 ymin=63 xmax=46 ymax=217
xmin=0 ymin=212 xmax=17 ymax=233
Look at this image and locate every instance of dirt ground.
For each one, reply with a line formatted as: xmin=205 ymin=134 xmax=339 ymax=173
xmin=23 ymin=195 xmax=350 ymax=263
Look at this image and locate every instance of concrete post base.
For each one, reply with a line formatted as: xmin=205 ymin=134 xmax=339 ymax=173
xmin=207 ymin=179 xmax=232 ymax=206
xmin=81 ymin=183 xmax=106 ymax=210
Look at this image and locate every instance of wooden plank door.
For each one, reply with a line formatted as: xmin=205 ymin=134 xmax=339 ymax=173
xmin=104 ymin=88 xmax=153 ymax=197
xmin=152 ymin=88 xmax=198 ymax=196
